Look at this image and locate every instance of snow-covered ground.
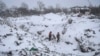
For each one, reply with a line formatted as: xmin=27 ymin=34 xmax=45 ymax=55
xmin=0 ymin=13 xmax=100 ymax=56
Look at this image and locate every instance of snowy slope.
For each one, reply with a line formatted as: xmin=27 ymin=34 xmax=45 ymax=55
xmin=0 ymin=13 xmax=100 ymax=56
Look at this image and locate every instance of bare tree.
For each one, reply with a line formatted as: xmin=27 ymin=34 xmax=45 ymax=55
xmin=10 ymin=6 xmax=19 ymax=17
xmin=18 ymin=2 xmax=29 ymax=16
xmin=55 ymin=4 xmax=62 ymax=13
xmin=0 ymin=0 xmax=6 ymax=12
xmin=37 ymin=1 xmax=45 ymax=11
xmin=0 ymin=0 xmax=7 ymax=18
xmin=21 ymin=2 xmax=28 ymax=9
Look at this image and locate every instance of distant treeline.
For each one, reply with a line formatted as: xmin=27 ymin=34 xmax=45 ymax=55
xmin=0 ymin=0 xmax=100 ymax=18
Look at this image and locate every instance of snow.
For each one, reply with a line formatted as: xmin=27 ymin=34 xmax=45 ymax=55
xmin=0 ymin=13 xmax=100 ymax=56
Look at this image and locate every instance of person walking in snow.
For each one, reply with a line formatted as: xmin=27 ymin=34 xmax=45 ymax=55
xmin=49 ymin=31 xmax=52 ymax=41
xmin=56 ymin=32 xmax=60 ymax=42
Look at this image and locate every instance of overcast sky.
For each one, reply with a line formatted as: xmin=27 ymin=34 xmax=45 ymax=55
xmin=2 ymin=0 xmax=100 ymax=9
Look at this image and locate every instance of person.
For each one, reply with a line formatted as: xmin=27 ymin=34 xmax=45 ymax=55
xmin=49 ymin=31 xmax=52 ymax=41
xmin=56 ymin=32 xmax=60 ymax=42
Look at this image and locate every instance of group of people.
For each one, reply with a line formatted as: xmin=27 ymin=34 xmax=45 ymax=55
xmin=48 ymin=31 xmax=60 ymax=42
